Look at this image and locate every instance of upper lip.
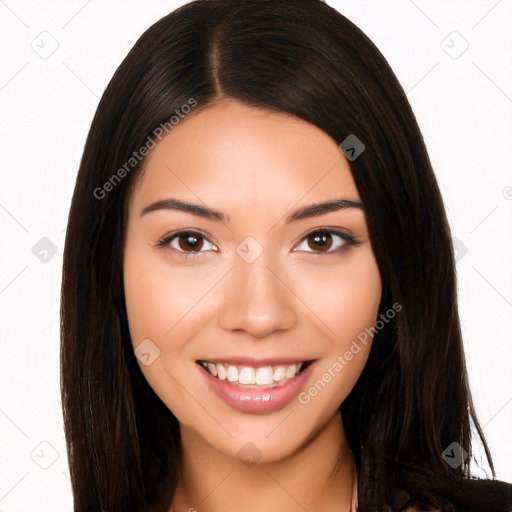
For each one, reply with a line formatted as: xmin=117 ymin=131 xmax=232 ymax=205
xmin=196 ymin=357 xmax=314 ymax=367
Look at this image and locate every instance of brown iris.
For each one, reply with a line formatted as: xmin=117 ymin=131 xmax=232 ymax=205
xmin=178 ymin=233 xmax=204 ymax=252
xmin=307 ymin=231 xmax=333 ymax=252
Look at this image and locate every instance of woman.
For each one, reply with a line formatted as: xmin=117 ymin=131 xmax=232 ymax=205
xmin=60 ymin=1 xmax=512 ymax=510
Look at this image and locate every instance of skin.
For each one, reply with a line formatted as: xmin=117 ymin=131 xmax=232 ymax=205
xmin=123 ymin=100 xmax=382 ymax=512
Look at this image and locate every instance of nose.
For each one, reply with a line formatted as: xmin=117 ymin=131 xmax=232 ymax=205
xmin=217 ymin=251 xmax=297 ymax=338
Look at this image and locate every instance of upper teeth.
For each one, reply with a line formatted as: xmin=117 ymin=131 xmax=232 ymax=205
xmin=202 ymin=361 xmax=304 ymax=386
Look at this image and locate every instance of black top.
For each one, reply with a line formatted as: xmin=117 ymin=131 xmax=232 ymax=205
xmin=395 ymin=468 xmax=512 ymax=512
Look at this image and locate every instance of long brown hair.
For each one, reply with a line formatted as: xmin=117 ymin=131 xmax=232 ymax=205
xmin=60 ymin=1 xmax=512 ymax=510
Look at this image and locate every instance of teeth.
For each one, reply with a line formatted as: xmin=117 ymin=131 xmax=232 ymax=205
xmin=239 ymin=367 xmax=256 ymax=384
xmin=201 ymin=361 xmax=307 ymax=387
xmin=227 ymin=365 xmax=238 ymax=382
xmin=273 ymin=366 xmax=285 ymax=381
xmin=207 ymin=362 xmax=217 ymax=377
xmin=255 ymin=366 xmax=274 ymax=385
xmin=285 ymin=364 xmax=297 ymax=379
xmin=217 ymin=364 xmax=227 ymax=380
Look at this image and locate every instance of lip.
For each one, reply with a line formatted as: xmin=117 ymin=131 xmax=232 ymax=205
xmin=197 ymin=360 xmax=316 ymax=414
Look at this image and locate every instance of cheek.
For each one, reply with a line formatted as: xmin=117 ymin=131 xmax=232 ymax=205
xmin=291 ymin=248 xmax=381 ymax=405
xmin=123 ymin=249 xmax=215 ymax=426
xmin=293 ymin=246 xmax=382 ymax=345
xmin=123 ymin=249 xmax=213 ymax=349
xmin=124 ymin=266 xmax=172 ymax=348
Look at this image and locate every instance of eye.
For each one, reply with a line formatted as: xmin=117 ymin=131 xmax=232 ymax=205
xmin=293 ymin=229 xmax=358 ymax=254
xmin=155 ymin=230 xmax=218 ymax=257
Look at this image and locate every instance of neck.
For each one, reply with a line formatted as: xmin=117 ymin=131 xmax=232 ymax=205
xmin=170 ymin=412 xmax=357 ymax=512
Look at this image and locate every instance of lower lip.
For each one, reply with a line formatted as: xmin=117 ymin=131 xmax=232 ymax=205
xmin=197 ymin=362 xmax=316 ymax=414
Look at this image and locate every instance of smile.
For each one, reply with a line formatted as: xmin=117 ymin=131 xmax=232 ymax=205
xmin=196 ymin=359 xmax=316 ymax=414
xmin=198 ymin=360 xmax=312 ymax=388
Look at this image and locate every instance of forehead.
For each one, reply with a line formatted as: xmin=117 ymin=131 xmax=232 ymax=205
xmin=129 ymin=100 xmax=360 ymax=215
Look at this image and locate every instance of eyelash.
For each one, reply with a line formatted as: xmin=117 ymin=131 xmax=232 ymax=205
xmin=154 ymin=229 xmax=360 ymax=258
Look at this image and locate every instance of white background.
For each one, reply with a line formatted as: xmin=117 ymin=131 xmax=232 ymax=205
xmin=0 ymin=1 xmax=511 ymax=510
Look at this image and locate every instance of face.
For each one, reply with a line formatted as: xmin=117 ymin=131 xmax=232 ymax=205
xmin=123 ymin=100 xmax=382 ymax=463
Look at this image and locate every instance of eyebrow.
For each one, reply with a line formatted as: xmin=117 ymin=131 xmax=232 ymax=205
xmin=286 ymin=198 xmax=364 ymax=222
xmin=140 ymin=197 xmax=364 ymax=223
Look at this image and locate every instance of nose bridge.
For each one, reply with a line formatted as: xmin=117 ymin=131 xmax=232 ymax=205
xmin=236 ymin=249 xmax=279 ymax=300
xmin=217 ymin=240 xmax=297 ymax=336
